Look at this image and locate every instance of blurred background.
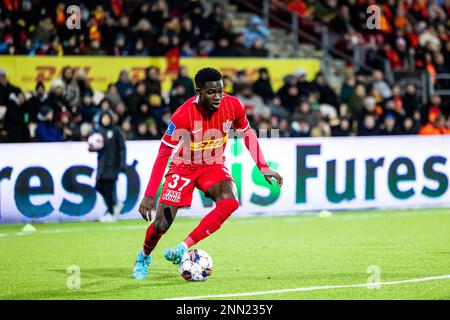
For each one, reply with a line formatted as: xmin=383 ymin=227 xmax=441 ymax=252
xmin=0 ymin=0 xmax=449 ymax=143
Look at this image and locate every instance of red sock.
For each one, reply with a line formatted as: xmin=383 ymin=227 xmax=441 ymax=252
xmin=184 ymin=198 xmax=239 ymax=247
xmin=142 ymin=224 xmax=165 ymax=256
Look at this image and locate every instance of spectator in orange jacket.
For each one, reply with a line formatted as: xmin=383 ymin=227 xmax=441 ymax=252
xmin=418 ymin=112 xmax=446 ymax=135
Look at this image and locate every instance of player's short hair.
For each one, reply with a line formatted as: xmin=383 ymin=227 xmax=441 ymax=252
xmin=194 ymin=67 xmax=222 ymax=89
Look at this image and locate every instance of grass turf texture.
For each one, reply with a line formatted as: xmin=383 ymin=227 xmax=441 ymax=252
xmin=0 ymin=208 xmax=449 ymax=300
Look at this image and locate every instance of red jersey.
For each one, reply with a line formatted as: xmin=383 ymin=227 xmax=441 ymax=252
xmin=162 ymin=94 xmax=250 ymax=167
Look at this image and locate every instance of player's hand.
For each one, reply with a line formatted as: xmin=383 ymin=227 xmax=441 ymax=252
xmin=262 ymin=169 xmax=283 ymax=187
xmin=138 ymin=196 xmax=155 ymax=222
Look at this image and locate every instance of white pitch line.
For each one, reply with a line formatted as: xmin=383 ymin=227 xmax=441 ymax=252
xmin=0 ymin=225 xmax=147 ymax=237
xmin=165 ymin=274 xmax=450 ymax=300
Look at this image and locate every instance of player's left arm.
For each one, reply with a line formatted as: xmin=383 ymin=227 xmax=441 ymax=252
xmin=232 ymin=97 xmax=283 ymax=187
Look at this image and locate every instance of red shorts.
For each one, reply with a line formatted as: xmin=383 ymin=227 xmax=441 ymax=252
xmin=159 ymin=164 xmax=234 ymax=207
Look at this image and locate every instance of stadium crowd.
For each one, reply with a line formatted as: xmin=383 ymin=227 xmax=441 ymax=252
xmin=0 ymin=0 xmax=271 ymax=58
xmin=273 ymin=0 xmax=450 ymax=76
xmin=0 ymin=63 xmax=449 ymax=143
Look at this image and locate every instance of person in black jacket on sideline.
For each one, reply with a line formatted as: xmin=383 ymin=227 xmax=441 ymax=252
xmin=91 ymin=110 xmax=126 ymax=223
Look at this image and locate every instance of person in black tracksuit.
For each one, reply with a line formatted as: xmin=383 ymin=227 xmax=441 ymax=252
xmin=93 ymin=110 xmax=126 ymax=221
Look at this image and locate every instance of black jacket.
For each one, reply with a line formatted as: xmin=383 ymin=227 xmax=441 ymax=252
xmin=95 ymin=113 xmax=126 ymax=181
xmin=5 ymin=98 xmax=30 ymax=142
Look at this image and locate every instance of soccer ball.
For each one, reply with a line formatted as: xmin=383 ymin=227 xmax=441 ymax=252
xmin=178 ymin=248 xmax=213 ymax=282
xmin=87 ymin=133 xmax=104 ymax=151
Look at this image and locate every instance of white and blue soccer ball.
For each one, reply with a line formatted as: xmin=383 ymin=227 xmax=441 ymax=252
xmin=87 ymin=133 xmax=104 ymax=151
xmin=178 ymin=248 xmax=213 ymax=282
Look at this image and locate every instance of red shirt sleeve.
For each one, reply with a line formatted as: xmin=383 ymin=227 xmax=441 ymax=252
xmin=161 ymin=109 xmax=188 ymax=148
xmin=231 ymin=96 xmax=250 ymax=131
xmin=230 ymin=96 xmax=269 ymax=172
xmin=144 ymin=142 xmax=173 ymax=197
xmin=144 ymin=109 xmax=188 ymax=198
xmin=243 ymin=127 xmax=270 ymax=172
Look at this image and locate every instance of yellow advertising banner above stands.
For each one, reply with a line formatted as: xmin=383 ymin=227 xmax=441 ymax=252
xmin=1 ymin=56 xmax=320 ymax=93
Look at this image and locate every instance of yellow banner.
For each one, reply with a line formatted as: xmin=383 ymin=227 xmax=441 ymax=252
xmin=0 ymin=56 xmax=320 ymax=93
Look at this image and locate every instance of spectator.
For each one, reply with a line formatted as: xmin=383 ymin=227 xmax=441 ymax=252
xmin=290 ymin=117 xmax=311 ymax=137
xmin=232 ymin=33 xmax=251 ymax=57
xmin=45 ymin=79 xmax=71 ymax=117
xmin=232 ymin=69 xmax=250 ymax=94
xmin=59 ymin=111 xmax=81 ymax=141
xmin=203 ymin=3 xmax=225 ymax=40
xmin=419 ymin=112 xmax=446 ymax=135
xmin=61 ymin=66 xmax=81 ymax=110
xmin=249 ymin=39 xmax=269 ymax=57
xmin=132 ymin=38 xmax=149 ymax=56
xmin=266 ymin=96 xmax=288 ymax=119
xmin=294 ymin=68 xmax=312 ymax=100
xmin=340 ymin=73 xmax=356 ymax=104
xmin=311 ymin=72 xmax=339 ymax=108
xmin=171 ymin=66 xmax=195 ymax=98
xmin=4 ymin=92 xmax=30 ymax=142
xmin=75 ymin=69 xmax=94 ymax=98
xmin=35 ymin=106 xmax=64 ymax=142
xmin=115 ymin=69 xmax=134 ymax=100
xmin=331 ymin=117 xmax=352 ymax=136
xmin=133 ymin=101 xmax=152 ymax=126
xmin=235 ymin=84 xmax=270 ymax=117
xmin=277 ymin=75 xmax=301 ymax=114
xmin=112 ymin=33 xmax=131 ymax=56
xmin=348 ymin=83 xmax=366 ymax=119
xmin=0 ymin=68 xmax=20 ymax=105
xmin=105 ymin=84 xmax=123 ymax=108
xmin=371 ymin=70 xmax=392 ymax=100
xmin=169 ymin=84 xmax=188 ymax=114
xmin=121 ymin=118 xmax=133 ymax=140
xmin=358 ymin=114 xmax=380 ymax=136
xmin=402 ymin=83 xmax=421 ymax=117
xmin=127 ymin=81 xmax=148 ymax=117
xmin=311 ymin=118 xmax=332 ymax=137
xmin=292 ymin=101 xmax=318 ymax=127
xmin=27 ymin=82 xmax=48 ymax=123
xmin=252 ymin=68 xmax=274 ymax=103
xmin=149 ymin=34 xmax=170 ymax=56
xmin=401 ymin=117 xmax=420 ymax=135
xmin=278 ymin=118 xmax=291 ymax=138
xmin=80 ymin=94 xmax=98 ymax=123
xmin=133 ymin=120 xmax=151 ymax=140
xmin=146 ymin=118 xmax=161 ymax=140
xmin=114 ymin=101 xmax=129 ymax=125
xmin=92 ymin=110 xmax=126 ymax=223
xmin=243 ymin=15 xmax=270 ymax=48
xmin=87 ymin=40 xmax=105 ymax=56
xmin=379 ymin=113 xmax=401 ymax=135
xmin=210 ymin=37 xmax=235 ymax=57
xmin=143 ymin=66 xmax=162 ymax=97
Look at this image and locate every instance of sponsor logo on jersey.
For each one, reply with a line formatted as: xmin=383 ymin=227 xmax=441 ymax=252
xmin=190 ymin=135 xmax=228 ymax=151
xmin=165 ymin=121 xmax=176 ymax=136
xmin=161 ymin=189 xmax=181 ymax=203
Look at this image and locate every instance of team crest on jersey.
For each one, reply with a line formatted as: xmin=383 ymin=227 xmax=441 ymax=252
xmin=223 ymin=120 xmax=232 ymax=133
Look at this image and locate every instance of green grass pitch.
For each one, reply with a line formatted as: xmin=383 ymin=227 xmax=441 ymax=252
xmin=0 ymin=208 xmax=449 ymax=300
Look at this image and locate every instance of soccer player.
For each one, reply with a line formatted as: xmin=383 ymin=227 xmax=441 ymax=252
xmin=132 ymin=67 xmax=283 ymax=280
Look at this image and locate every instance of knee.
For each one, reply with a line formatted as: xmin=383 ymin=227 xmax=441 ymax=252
xmin=153 ymin=217 xmax=168 ymax=234
xmin=219 ymin=197 xmax=240 ymax=212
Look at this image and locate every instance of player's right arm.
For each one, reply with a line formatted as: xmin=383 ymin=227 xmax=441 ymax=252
xmin=139 ymin=114 xmax=184 ymax=222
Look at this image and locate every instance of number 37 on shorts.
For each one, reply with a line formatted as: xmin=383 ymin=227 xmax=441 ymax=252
xmin=159 ymin=165 xmax=234 ymax=207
